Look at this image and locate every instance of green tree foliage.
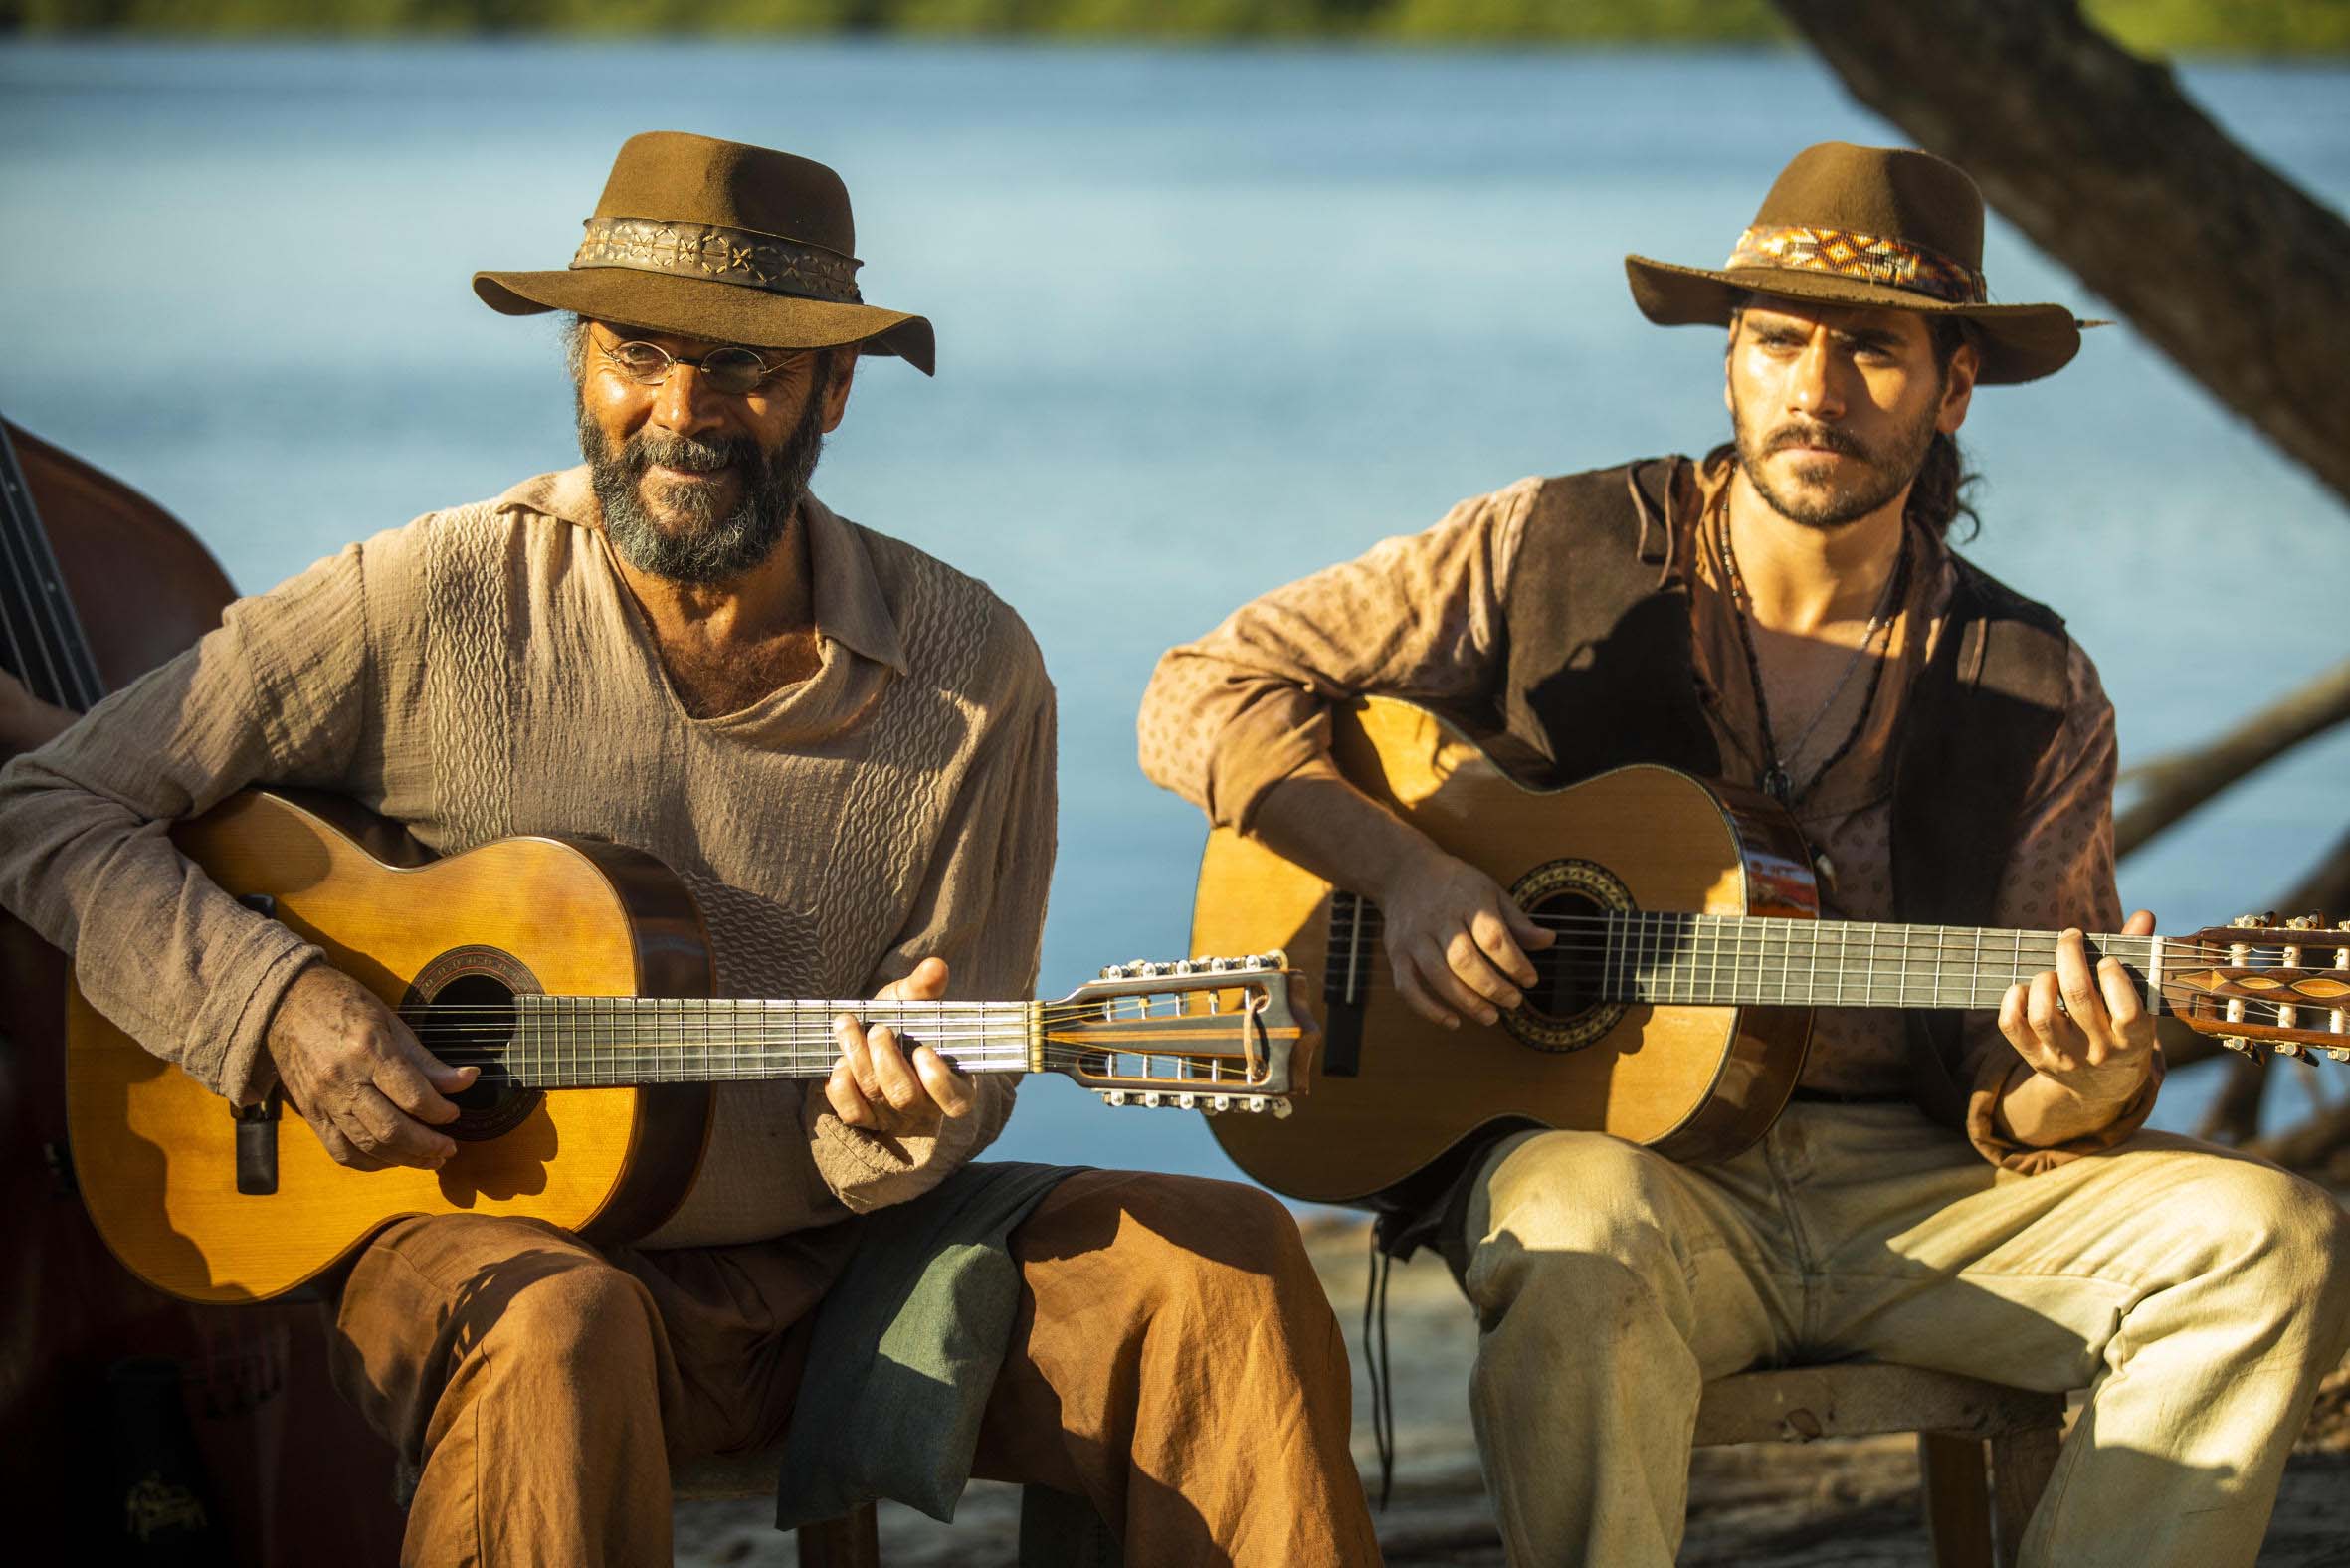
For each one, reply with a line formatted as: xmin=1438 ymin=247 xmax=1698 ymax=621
xmin=2 ymin=0 xmax=2342 ymax=53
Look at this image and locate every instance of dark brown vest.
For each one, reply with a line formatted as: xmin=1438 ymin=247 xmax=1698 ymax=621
xmin=1486 ymin=458 xmax=2075 ymax=1126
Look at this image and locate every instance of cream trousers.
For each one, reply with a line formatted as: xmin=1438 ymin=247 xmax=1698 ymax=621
xmin=1456 ymin=1104 xmax=2350 ymax=1567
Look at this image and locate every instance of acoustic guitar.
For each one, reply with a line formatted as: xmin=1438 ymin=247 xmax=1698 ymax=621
xmin=1187 ymin=696 xmax=2349 ymax=1208
xmin=69 ymin=789 xmax=1307 ymax=1305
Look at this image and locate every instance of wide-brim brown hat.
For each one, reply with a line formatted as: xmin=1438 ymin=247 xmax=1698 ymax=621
xmin=475 ymin=130 xmax=934 ymax=376
xmin=1625 ymin=141 xmax=2085 ymax=384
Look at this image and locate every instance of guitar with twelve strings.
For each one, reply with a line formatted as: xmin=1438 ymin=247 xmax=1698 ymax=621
xmin=1187 ymin=696 xmax=2348 ymax=1209
xmin=68 ymin=789 xmax=1307 ymax=1304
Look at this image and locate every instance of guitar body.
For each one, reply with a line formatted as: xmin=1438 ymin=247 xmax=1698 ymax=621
xmin=68 ymin=790 xmax=713 ymax=1303
xmin=1189 ymin=696 xmax=1818 ymax=1207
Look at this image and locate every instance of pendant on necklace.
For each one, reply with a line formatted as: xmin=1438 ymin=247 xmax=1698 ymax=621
xmin=1763 ymin=765 xmax=1793 ymax=804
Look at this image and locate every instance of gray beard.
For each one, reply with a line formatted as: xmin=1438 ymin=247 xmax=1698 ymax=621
xmin=1730 ymin=389 xmax=1940 ymax=532
xmin=579 ymin=380 xmax=828 ymax=585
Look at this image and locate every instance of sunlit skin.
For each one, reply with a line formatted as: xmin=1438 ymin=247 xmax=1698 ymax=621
xmin=259 ymin=321 xmax=971 ymax=1172
xmin=1246 ymin=294 xmax=2156 ymax=1143
xmin=577 ymin=319 xmax=854 ymax=713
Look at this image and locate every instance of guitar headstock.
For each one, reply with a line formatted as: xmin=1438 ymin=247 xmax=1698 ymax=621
xmin=2165 ymin=912 xmax=2350 ymax=1063
xmin=1047 ymin=953 xmax=1308 ymax=1116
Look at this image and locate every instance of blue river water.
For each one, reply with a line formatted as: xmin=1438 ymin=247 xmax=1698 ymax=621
xmin=2 ymin=40 xmax=2345 ymax=1181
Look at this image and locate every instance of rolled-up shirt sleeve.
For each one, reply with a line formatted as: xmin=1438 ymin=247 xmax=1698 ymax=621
xmin=1136 ymin=478 xmax=1540 ymax=834
xmin=1961 ymin=641 xmax=2163 ymax=1172
xmin=0 ymin=545 xmax=371 ymax=1104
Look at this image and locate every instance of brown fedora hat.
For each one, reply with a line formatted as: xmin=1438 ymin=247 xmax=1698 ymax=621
xmin=475 ymin=130 xmax=934 ymax=376
xmin=1625 ymin=141 xmax=2086 ymax=384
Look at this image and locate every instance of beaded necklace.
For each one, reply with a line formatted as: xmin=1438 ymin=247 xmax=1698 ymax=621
xmin=1717 ymin=508 xmax=1911 ymax=808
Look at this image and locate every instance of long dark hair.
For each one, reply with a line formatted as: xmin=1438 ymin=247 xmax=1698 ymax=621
xmin=1911 ymin=317 xmax=1981 ymax=542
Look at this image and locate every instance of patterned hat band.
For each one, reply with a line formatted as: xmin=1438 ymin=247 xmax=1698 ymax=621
xmin=570 ymin=216 xmax=864 ymax=305
xmin=1723 ymin=224 xmax=1988 ymax=306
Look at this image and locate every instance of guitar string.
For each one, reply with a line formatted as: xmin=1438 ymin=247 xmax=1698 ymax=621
xmin=400 ymin=1045 xmax=1259 ymax=1082
xmin=1322 ymin=913 xmax=2302 ymax=966
xmin=1309 ymin=915 xmax=2335 ymax=1028
xmin=386 ymin=999 xmax=1265 ymax=1022
xmin=0 ymin=419 xmax=104 ymax=712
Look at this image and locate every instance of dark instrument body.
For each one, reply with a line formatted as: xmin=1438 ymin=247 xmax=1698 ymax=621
xmin=0 ymin=420 xmax=406 ymax=1563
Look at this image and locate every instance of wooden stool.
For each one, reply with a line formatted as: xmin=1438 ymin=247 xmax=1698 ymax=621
xmin=1693 ymin=1362 xmax=2067 ymax=1568
xmin=672 ymin=1452 xmax=1122 ymax=1567
xmin=673 ymin=1449 xmax=881 ymax=1567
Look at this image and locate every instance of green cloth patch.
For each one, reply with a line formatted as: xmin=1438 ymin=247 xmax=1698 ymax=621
xmin=774 ymin=1160 xmax=1084 ymax=1528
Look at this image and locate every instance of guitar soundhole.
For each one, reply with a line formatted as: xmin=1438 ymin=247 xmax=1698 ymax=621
xmin=402 ymin=948 xmax=543 ymax=1142
xmin=1527 ymin=892 xmax=1609 ymax=1016
xmin=1505 ymin=859 xmax=1633 ymax=1054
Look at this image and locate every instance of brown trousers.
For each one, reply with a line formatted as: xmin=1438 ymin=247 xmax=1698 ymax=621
xmin=329 ymin=1169 xmax=1382 ymax=1567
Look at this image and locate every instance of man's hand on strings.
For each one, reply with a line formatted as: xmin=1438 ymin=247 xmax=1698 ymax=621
xmin=266 ymin=964 xmax=479 ymax=1170
xmin=1997 ymin=909 xmax=2160 ymax=1106
xmin=1375 ymin=846 xmax=1556 ymax=1031
xmin=828 ymin=956 xmax=977 ymax=1139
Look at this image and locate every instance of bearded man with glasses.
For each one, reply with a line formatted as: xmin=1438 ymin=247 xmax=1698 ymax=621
xmin=0 ymin=132 xmax=1380 ymax=1567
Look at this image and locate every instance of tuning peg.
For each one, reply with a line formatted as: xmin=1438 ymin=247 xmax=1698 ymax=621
xmin=1099 ymin=1088 xmax=1130 ymax=1106
xmin=2221 ymin=1035 xmax=2254 ymax=1055
xmin=2229 ymin=914 xmax=2265 ymax=929
xmin=2288 ymin=913 xmax=2327 ymax=931
xmin=2325 ymin=1047 xmax=2350 ymax=1065
xmin=2273 ymin=1042 xmax=2309 ymax=1062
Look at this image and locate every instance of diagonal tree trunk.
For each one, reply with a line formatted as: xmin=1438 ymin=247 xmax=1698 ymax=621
xmin=1770 ymin=0 xmax=2350 ymax=511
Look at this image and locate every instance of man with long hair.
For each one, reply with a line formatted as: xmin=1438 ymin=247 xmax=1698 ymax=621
xmin=1138 ymin=141 xmax=2350 ymax=1565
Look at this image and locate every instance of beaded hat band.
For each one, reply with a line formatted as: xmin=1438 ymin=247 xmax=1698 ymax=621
xmin=1721 ymin=223 xmax=1989 ymax=307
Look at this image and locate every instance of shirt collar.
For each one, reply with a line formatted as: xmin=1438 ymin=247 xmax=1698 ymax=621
xmin=494 ymin=467 xmax=910 ymax=677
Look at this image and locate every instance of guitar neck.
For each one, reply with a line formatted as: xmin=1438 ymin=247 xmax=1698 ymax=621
xmin=1596 ymin=915 xmax=2170 ymax=1013
xmin=490 ymin=997 xmax=1042 ymax=1087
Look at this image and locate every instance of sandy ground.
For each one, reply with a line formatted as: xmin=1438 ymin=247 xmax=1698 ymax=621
xmin=676 ymin=1214 xmax=2350 ymax=1567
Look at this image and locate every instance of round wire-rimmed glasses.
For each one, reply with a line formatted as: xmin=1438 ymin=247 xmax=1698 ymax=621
xmin=595 ymin=337 xmax=810 ymax=397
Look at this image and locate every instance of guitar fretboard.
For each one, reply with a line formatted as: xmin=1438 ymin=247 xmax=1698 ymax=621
xmin=1586 ymin=914 xmax=2164 ymax=1011
xmin=1324 ymin=896 xmax=2170 ymax=1014
xmin=471 ymin=997 xmax=1043 ymax=1087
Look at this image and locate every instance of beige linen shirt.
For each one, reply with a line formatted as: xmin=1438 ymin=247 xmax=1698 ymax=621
xmin=0 ymin=467 xmax=1057 ymax=1245
xmin=1138 ymin=458 xmax=2156 ymax=1173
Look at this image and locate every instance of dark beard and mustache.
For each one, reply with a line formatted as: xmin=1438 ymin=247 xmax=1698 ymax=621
xmin=1731 ymin=385 xmax=1942 ymax=532
xmin=579 ymin=372 xmax=830 ymax=584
